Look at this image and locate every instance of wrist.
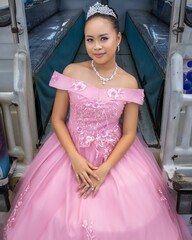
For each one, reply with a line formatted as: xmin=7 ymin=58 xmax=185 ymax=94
xmin=101 ymin=161 xmax=112 ymax=174
xmin=68 ymin=151 xmax=81 ymax=163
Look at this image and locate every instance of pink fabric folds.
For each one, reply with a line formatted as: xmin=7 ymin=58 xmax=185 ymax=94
xmin=3 ymin=72 xmax=192 ymax=240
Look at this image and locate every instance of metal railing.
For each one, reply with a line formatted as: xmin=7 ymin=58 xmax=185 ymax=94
xmin=160 ymin=0 xmax=192 ymax=180
xmin=162 ymin=53 xmax=192 ymax=178
xmin=0 ymin=0 xmax=38 ymax=170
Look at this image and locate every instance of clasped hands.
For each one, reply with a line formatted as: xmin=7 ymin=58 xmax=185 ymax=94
xmin=71 ymin=155 xmax=108 ymax=198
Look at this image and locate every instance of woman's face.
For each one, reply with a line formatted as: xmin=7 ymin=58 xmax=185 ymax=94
xmin=84 ymin=17 xmax=121 ymax=64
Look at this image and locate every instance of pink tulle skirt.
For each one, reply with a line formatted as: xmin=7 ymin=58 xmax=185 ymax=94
xmin=3 ymin=133 xmax=192 ymax=240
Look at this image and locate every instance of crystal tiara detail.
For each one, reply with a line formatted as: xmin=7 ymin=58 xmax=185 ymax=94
xmin=86 ymin=2 xmax=117 ymax=19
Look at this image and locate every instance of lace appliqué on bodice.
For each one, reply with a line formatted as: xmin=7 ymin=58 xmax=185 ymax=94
xmin=49 ymin=72 xmax=144 ymax=165
xmin=68 ymin=91 xmax=124 ymax=165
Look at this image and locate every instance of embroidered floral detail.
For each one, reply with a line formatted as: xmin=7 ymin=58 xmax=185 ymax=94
xmin=107 ymin=88 xmax=124 ymax=99
xmin=78 ymin=124 xmax=121 ymax=163
xmin=69 ymin=95 xmax=123 ymax=165
xmin=3 ymin=184 xmax=31 ymax=240
xmin=72 ymin=81 xmax=87 ymax=91
xmin=82 ymin=219 xmax=95 ymax=240
xmin=141 ymin=90 xmax=144 ymax=103
xmin=158 ymin=187 xmax=167 ymax=201
xmin=157 ymin=187 xmax=171 ymax=212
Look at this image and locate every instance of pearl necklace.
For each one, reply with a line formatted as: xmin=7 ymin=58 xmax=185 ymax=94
xmin=91 ymin=60 xmax=118 ymax=85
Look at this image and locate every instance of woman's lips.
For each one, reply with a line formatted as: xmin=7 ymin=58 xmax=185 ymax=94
xmin=94 ymin=53 xmax=105 ymax=58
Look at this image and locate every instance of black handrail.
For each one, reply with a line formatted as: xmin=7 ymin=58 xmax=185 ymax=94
xmin=8 ymin=0 xmax=19 ymax=43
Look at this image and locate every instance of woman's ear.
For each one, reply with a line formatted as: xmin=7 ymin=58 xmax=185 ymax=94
xmin=117 ymin=32 xmax=122 ymax=44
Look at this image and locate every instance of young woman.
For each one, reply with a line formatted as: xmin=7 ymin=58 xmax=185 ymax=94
xmin=3 ymin=2 xmax=192 ymax=239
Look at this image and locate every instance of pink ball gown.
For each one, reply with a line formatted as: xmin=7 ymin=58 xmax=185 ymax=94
xmin=3 ymin=71 xmax=192 ymax=240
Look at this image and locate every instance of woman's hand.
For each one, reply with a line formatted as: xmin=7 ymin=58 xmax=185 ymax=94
xmin=77 ymin=164 xmax=109 ymax=198
xmin=71 ymin=155 xmax=99 ymax=187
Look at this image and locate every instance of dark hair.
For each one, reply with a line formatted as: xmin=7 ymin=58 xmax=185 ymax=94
xmin=86 ymin=10 xmax=119 ymax=34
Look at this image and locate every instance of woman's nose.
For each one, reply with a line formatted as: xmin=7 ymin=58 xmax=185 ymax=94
xmin=94 ymin=41 xmax=102 ymax=50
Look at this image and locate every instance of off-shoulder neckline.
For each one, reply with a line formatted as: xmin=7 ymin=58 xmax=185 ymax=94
xmin=56 ymin=71 xmax=142 ymax=92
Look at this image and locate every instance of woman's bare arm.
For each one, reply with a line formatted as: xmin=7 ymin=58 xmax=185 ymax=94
xmin=51 ymin=69 xmax=99 ymax=186
xmin=102 ymin=102 xmax=139 ymax=171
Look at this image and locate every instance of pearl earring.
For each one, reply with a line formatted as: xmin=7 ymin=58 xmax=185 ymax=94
xmin=117 ymin=44 xmax=120 ymax=52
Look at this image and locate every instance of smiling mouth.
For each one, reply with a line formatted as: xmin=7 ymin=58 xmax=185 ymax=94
xmin=94 ymin=53 xmax=105 ymax=58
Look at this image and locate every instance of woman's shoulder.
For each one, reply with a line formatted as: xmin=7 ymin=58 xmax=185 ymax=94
xmin=63 ymin=61 xmax=91 ymax=79
xmin=50 ymin=62 xmax=90 ymax=91
xmin=118 ymin=67 xmax=138 ymax=90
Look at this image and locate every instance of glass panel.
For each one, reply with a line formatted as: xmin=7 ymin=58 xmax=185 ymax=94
xmin=0 ymin=0 xmax=11 ymax=27
xmin=185 ymin=0 xmax=192 ymax=27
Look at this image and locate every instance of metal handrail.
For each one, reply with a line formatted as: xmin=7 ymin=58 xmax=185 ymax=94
xmin=8 ymin=0 xmax=19 ymax=43
xmin=162 ymin=53 xmax=192 ymax=177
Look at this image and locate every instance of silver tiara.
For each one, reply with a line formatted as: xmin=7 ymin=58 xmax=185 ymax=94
xmin=86 ymin=2 xmax=117 ymax=19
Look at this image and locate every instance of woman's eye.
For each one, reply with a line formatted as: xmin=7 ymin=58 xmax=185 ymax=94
xmin=86 ymin=38 xmax=93 ymax=42
xmin=101 ymin=37 xmax=108 ymax=41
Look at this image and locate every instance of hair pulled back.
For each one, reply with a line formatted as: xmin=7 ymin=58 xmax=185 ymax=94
xmin=85 ymin=9 xmax=119 ymax=34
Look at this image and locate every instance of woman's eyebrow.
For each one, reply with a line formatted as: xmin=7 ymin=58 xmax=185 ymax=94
xmin=99 ymin=33 xmax=109 ymax=37
xmin=85 ymin=33 xmax=109 ymax=37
